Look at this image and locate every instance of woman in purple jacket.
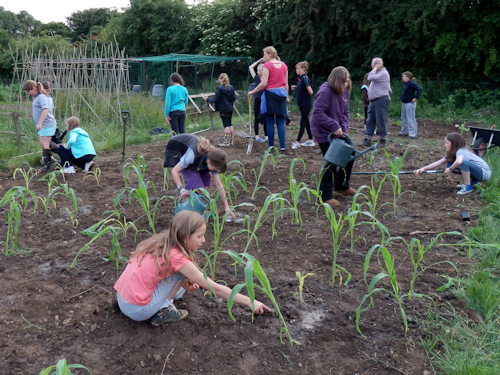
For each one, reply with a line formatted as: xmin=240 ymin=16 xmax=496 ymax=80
xmin=310 ymin=66 xmax=355 ymax=207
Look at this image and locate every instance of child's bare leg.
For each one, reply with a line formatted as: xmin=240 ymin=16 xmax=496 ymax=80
xmin=460 ymin=170 xmax=471 ymax=185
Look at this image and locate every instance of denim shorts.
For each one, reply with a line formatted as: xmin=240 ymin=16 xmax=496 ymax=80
xmin=37 ymin=125 xmax=57 ymax=137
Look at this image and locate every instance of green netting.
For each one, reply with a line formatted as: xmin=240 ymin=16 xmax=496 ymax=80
xmin=127 ymin=53 xmax=252 ymax=94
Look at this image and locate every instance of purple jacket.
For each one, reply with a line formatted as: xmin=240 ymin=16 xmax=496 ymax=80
xmin=310 ymin=82 xmax=350 ymax=143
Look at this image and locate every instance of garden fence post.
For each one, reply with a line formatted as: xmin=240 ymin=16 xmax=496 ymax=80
xmin=13 ymin=112 xmax=21 ymax=148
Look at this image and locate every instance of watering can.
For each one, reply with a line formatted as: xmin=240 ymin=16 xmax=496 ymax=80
xmin=174 ymin=191 xmax=210 ymax=215
xmin=324 ymin=133 xmax=377 ymax=168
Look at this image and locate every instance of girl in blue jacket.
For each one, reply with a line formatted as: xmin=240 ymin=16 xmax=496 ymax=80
xmin=203 ymin=73 xmax=237 ymax=146
xmin=57 ymin=117 xmax=96 ymax=174
xmin=165 ymin=73 xmax=189 ymax=135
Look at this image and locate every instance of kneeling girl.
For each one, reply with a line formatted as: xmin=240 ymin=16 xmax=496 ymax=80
xmin=115 ymin=211 xmax=270 ymax=325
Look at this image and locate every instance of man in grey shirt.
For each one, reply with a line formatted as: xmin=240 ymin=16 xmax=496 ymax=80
xmin=359 ymin=57 xmax=390 ymax=148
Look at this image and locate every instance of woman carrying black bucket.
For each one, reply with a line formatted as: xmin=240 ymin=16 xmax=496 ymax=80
xmin=310 ymin=66 xmax=355 ymax=207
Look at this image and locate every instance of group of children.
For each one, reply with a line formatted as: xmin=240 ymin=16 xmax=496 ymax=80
xmin=24 ymin=80 xmax=96 ymax=174
xmin=21 ymin=50 xmax=491 ymax=328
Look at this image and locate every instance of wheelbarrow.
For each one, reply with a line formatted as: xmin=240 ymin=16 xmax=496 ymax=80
xmin=468 ymin=125 xmax=499 ymax=157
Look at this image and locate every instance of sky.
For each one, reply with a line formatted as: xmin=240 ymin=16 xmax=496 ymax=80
xmin=2 ymin=1 xmax=132 ymax=24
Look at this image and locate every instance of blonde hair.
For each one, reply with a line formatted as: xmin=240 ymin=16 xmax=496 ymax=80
xmin=130 ymin=211 xmax=206 ymax=277
xmin=295 ymin=61 xmax=309 ymax=73
xmin=327 ymin=66 xmax=352 ymax=94
xmin=218 ymin=73 xmax=230 ymax=88
xmin=65 ymin=116 xmax=80 ymax=132
xmin=263 ymin=46 xmax=280 ymax=61
xmin=23 ymin=80 xmax=47 ymax=95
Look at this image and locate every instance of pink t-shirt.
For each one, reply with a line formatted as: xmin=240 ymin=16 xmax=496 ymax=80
xmin=264 ymin=61 xmax=288 ymax=90
xmin=114 ymin=248 xmax=192 ymax=306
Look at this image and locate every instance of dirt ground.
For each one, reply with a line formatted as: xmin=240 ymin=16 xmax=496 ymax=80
xmin=0 ymin=116 xmax=484 ymax=374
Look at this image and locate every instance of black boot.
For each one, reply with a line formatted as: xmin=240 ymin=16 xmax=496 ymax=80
xmin=359 ymin=138 xmax=372 ymax=148
xmin=49 ymin=141 xmax=60 ymax=154
xmin=39 ymin=149 xmax=52 ymax=172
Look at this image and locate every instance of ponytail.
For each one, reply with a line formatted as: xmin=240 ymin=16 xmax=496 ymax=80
xmin=218 ymin=73 xmax=230 ymax=88
xmin=197 ymin=137 xmax=215 ymax=154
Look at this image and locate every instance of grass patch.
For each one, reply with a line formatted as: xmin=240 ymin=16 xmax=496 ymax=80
xmin=422 ymin=149 xmax=500 ymax=374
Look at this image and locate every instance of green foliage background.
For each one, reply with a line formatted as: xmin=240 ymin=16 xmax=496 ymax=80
xmin=1 ymin=1 xmax=499 ymax=81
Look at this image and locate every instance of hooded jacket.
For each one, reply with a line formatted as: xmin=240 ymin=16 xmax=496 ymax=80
xmin=66 ymin=128 xmax=96 ymax=158
xmin=163 ymin=134 xmax=208 ymax=171
xmin=207 ymin=85 xmax=236 ymax=113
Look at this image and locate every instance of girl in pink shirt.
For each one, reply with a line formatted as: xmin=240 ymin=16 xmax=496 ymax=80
xmin=115 ymin=211 xmax=270 ymax=325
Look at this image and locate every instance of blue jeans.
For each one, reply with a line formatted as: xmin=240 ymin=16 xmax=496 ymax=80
xmin=447 ymin=161 xmax=484 ymax=182
xmin=169 ymin=110 xmax=186 ymax=135
xmin=117 ymin=272 xmax=185 ymax=321
xmin=365 ymin=96 xmax=390 ymax=139
xmin=266 ymin=114 xmax=286 ymax=149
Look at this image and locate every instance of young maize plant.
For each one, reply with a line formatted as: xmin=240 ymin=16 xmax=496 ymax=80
xmin=62 ymin=208 xmax=79 ymax=228
xmin=295 ymin=271 xmax=314 ymax=303
xmin=38 ymin=186 xmax=62 ymax=216
xmin=83 ymin=167 xmax=102 ymax=186
xmin=310 ymin=161 xmax=328 ymax=205
xmin=383 ymin=148 xmax=418 ymax=216
xmin=357 ymin=173 xmax=390 ymax=229
xmin=39 ymin=358 xmax=91 ymax=375
xmin=356 ymin=247 xmax=428 ymax=337
xmin=38 ymin=170 xmax=63 ymax=195
xmin=71 ymin=224 xmax=128 ymax=276
xmin=117 ymin=165 xmax=168 ymax=234
xmin=0 ymin=187 xmax=38 ymax=255
xmin=162 ymin=167 xmax=170 ymax=191
xmin=251 ymin=146 xmax=279 ymax=200
xmin=234 ymin=193 xmax=290 ymax=252
xmin=224 ymin=251 xmax=300 ymax=346
xmin=13 ymin=162 xmax=38 ymax=189
xmin=220 ymin=169 xmax=248 ymax=207
xmin=60 ymin=183 xmax=80 ymax=214
xmin=284 ymin=179 xmax=312 ymax=228
xmin=318 ymin=202 xmax=351 ymax=288
xmin=289 ymin=157 xmax=306 ymax=181
xmin=122 ymin=155 xmax=161 ymax=185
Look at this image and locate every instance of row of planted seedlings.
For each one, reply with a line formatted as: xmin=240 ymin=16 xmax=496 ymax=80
xmin=1 ymin=162 xmax=103 ymax=256
xmin=17 ymin=148 xmax=472 ymax=346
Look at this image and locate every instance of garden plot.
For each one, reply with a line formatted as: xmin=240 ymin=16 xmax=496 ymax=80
xmin=0 ymin=118 xmax=483 ymax=374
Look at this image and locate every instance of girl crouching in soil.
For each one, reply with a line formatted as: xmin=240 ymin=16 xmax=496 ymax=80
xmin=57 ymin=117 xmax=96 ymax=174
xmin=414 ymin=133 xmax=491 ymax=194
xmin=114 ymin=211 xmax=270 ymax=325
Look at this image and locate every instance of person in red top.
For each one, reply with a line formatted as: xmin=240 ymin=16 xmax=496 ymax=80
xmin=115 ymin=211 xmax=270 ymax=325
xmin=248 ymin=46 xmax=289 ymax=151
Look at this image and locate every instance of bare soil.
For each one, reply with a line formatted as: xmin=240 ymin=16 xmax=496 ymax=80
xmin=0 ymin=117 xmax=483 ymax=374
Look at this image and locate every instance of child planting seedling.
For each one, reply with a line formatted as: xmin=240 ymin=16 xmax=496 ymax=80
xmin=114 ymin=211 xmax=270 ymax=325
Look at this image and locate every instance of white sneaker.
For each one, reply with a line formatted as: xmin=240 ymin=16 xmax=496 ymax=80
xmin=301 ymin=140 xmax=315 ymax=147
xmin=64 ymin=166 xmax=76 ymax=174
xmin=291 ymin=141 xmax=300 ymax=150
xmin=83 ymin=161 xmax=95 ymax=172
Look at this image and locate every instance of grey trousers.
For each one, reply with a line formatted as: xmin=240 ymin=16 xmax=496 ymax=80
xmin=401 ymin=102 xmax=417 ymax=137
xmin=365 ymin=96 xmax=390 ymax=139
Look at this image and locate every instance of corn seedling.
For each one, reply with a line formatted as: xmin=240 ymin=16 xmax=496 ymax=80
xmin=224 ymin=251 xmax=300 ymax=346
xmin=310 ymin=162 xmax=328 ymax=205
xmin=59 ymin=184 xmax=80 ymax=213
xmin=356 ymin=247 xmax=429 ymax=337
xmin=62 ymin=208 xmax=79 ymax=228
xmin=383 ymin=148 xmax=417 ymax=216
xmin=38 ymin=170 xmax=63 ymax=195
xmin=295 ymin=271 xmax=314 ymax=303
xmin=13 ymin=162 xmax=38 ymax=188
xmin=234 ymin=193 xmax=289 ymax=252
xmin=0 ymin=186 xmax=38 ymax=210
xmin=51 ymin=162 xmax=66 ymax=182
xmin=220 ymin=170 xmax=248 ymax=206
xmin=83 ymin=167 xmax=102 ymax=186
xmin=82 ymin=213 xmax=138 ymax=240
xmin=117 ymin=165 xmax=168 ymax=234
xmin=71 ymin=224 xmax=127 ymax=275
xmin=251 ymin=146 xmax=279 ymax=200
xmin=5 ymin=200 xmax=22 ymax=255
xmin=40 ymin=358 xmax=91 ymax=375
xmin=284 ymin=179 xmax=312 ymax=228
xmin=318 ymin=202 xmax=351 ymax=288
xmin=401 ymin=232 xmax=461 ymax=297
xmin=345 ymin=194 xmax=364 ymax=254
xmin=122 ymin=155 xmax=161 ymax=185
xmin=162 ymin=167 xmax=170 ymax=191
xmin=289 ymin=157 xmax=306 ymax=181
xmin=38 ymin=186 xmax=61 ymax=216
xmin=357 ymin=173 xmax=390 ymax=229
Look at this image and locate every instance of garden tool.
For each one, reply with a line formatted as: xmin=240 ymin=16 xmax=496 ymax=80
xmin=324 ymin=133 xmax=377 ymax=168
xmin=121 ymin=110 xmax=129 ymax=162
xmin=351 ymin=170 xmax=444 ymax=175
xmin=246 ymin=95 xmax=253 ymax=154
xmin=174 ymin=191 xmax=210 ymax=215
